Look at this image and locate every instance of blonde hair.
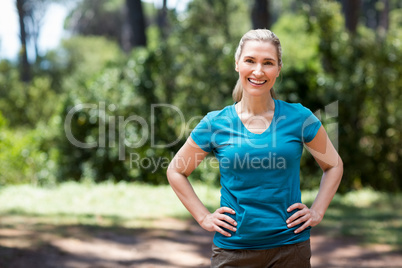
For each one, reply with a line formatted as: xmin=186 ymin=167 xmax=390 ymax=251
xmin=232 ymin=29 xmax=283 ymax=102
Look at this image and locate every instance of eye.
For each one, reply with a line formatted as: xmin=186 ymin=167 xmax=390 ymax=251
xmin=245 ymin=59 xmax=254 ymax=63
xmin=264 ymin=61 xmax=274 ymax=65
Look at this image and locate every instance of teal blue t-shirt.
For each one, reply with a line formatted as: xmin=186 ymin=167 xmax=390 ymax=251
xmin=190 ymin=99 xmax=322 ymax=249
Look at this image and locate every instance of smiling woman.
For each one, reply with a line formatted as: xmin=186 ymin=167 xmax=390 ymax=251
xmin=235 ymin=42 xmax=281 ymax=103
xmin=235 ymin=41 xmax=281 ymax=98
xmin=232 ymin=29 xmax=282 ymax=102
xmin=167 ymin=29 xmax=343 ymax=268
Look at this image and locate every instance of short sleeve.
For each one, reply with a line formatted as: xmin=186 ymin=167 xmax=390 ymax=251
xmin=299 ymin=105 xmax=322 ymax=143
xmin=190 ymin=114 xmax=214 ymax=153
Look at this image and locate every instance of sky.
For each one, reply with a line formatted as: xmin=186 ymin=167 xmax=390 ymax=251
xmin=0 ymin=0 xmax=68 ymax=61
xmin=0 ymin=0 xmax=189 ymax=62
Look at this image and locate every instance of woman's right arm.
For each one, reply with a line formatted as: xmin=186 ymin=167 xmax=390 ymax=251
xmin=167 ymin=136 xmax=237 ymax=237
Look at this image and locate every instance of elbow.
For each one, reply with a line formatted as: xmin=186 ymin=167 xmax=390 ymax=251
xmin=322 ymin=155 xmax=343 ymax=179
xmin=327 ymin=155 xmax=343 ymax=184
xmin=338 ymin=156 xmax=343 ymax=169
xmin=166 ymin=162 xmax=184 ymax=185
xmin=331 ymin=154 xmax=343 ymax=170
xmin=166 ymin=164 xmax=175 ymax=184
xmin=337 ymin=155 xmax=344 ymax=177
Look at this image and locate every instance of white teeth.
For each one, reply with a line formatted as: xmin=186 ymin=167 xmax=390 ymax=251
xmin=249 ymin=78 xmax=266 ymax=85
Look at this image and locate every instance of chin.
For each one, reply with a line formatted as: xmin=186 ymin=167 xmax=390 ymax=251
xmin=244 ymin=88 xmax=271 ymax=97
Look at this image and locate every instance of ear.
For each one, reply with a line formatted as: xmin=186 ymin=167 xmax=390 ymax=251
xmin=276 ymin=65 xmax=282 ymax=77
xmin=235 ymin=61 xmax=239 ymax=72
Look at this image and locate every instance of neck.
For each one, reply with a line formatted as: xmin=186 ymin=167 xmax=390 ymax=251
xmin=237 ymin=92 xmax=275 ymax=115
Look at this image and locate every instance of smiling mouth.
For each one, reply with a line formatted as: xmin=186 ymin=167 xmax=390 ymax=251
xmin=248 ymin=78 xmax=267 ymax=85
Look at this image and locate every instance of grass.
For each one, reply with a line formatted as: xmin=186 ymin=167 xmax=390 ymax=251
xmin=0 ymin=182 xmax=401 ymax=249
xmin=0 ymin=181 xmax=220 ymax=228
xmin=303 ymin=188 xmax=402 ymax=249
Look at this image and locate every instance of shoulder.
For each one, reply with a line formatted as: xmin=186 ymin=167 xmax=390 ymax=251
xmin=190 ymin=104 xmax=234 ymax=147
xmin=276 ymin=99 xmax=308 ymax=111
xmin=203 ymin=104 xmax=234 ymax=122
xmin=276 ymin=99 xmax=315 ymax=118
xmin=276 ymin=99 xmax=321 ymax=141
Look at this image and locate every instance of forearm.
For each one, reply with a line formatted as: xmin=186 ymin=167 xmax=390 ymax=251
xmin=167 ymin=169 xmax=210 ymax=224
xmin=310 ymin=157 xmax=343 ymax=219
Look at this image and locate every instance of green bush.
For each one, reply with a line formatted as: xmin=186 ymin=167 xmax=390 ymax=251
xmin=304 ymin=1 xmax=402 ymax=192
xmin=56 ymin=48 xmax=173 ymax=184
xmin=0 ymin=60 xmax=62 ymax=127
xmin=53 ymin=2 xmax=249 ymax=184
xmin=0 ymin=112 xmax=57 ymax=186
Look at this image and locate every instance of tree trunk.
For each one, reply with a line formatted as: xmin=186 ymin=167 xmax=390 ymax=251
xmin=341 ymin=0 xmax=361 ymax=34
xmin=251 ymin=0 xmax=271 ymax=29
xmin=157 ymin=0 xmax=168 ymax=40
xmin=378 ymin=0 xmax=389 ymax=32
xmin=362 ymin=0 xmax=378 ymax=30
xmin=126 ymin=0 xmax=147 ymax=48
xmin=16 ymin=0 xmax=31 ymax=82
xmin=27 ymin=0 xmax=47 ymax=61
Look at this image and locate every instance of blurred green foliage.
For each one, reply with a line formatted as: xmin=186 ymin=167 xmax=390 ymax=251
xmin=0 ymin=60 xmax=59 ymax=126
xmin=0 ymin=0 xmax=400 ymax=192
xmin=303 ymin=1 xmax=402 ymax=191
xmin=55 ymin=0 xmax=249 ymax=185
xmin=0 ymin=112 xmax=58 ymax=186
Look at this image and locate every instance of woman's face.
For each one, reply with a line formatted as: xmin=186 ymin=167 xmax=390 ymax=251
xmin=235 ymin=40 xmax=281 ymax=98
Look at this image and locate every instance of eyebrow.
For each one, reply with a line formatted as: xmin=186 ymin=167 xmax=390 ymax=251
xmin=244 ymin=56 xmax=276 ymax=62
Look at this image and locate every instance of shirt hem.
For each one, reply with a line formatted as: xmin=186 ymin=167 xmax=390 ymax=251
xmin=212 ymin=232 xmax=311 ymax=250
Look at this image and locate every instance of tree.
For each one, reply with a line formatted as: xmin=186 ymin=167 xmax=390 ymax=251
xmin=16 ymin=0 xmax=30 ymax=82
xmin=125 ymin=0 xmax=147 ymax=49
xmin=303 ymin=0 xmax=402 ymax=192
xmin=378 ymin=0 xmax=390 ymax=32
xmin=65 ymin=0 xmax=124 ymax=44
xmin=16 ymin=0 xmax=53 ymax=82
xmin=65 ymin=0 xmax=147 ymax=51
xmin=251 ymin=0 xmax=271 ymax=29
xmin=157 ymin=0 xmax=168 ymax=39
xmin=341 ymin=0 xmax=361 ymax=34
xmin=25 ymin=0 xmax=47 ymax=60
xmin=360 ymin=0 xmax=399 ymax=32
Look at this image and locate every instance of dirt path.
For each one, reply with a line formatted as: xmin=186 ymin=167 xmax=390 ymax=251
xmin=0 ymin=217 xmax=401 ymax=268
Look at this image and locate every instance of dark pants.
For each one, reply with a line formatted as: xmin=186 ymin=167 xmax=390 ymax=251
xmin=211 ymin=239 xmax=311 ymax=268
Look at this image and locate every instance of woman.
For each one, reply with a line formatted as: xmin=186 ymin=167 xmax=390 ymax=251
xmin=167 ymin=29 xmax=343 ymax=267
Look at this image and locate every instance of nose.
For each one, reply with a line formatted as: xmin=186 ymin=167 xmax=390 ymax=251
xmin=253 ymin=64 xmax=264 ymax=77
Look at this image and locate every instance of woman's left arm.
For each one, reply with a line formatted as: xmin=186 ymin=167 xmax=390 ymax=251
xmin=286 ymin=126 xmax=343 ymax=233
